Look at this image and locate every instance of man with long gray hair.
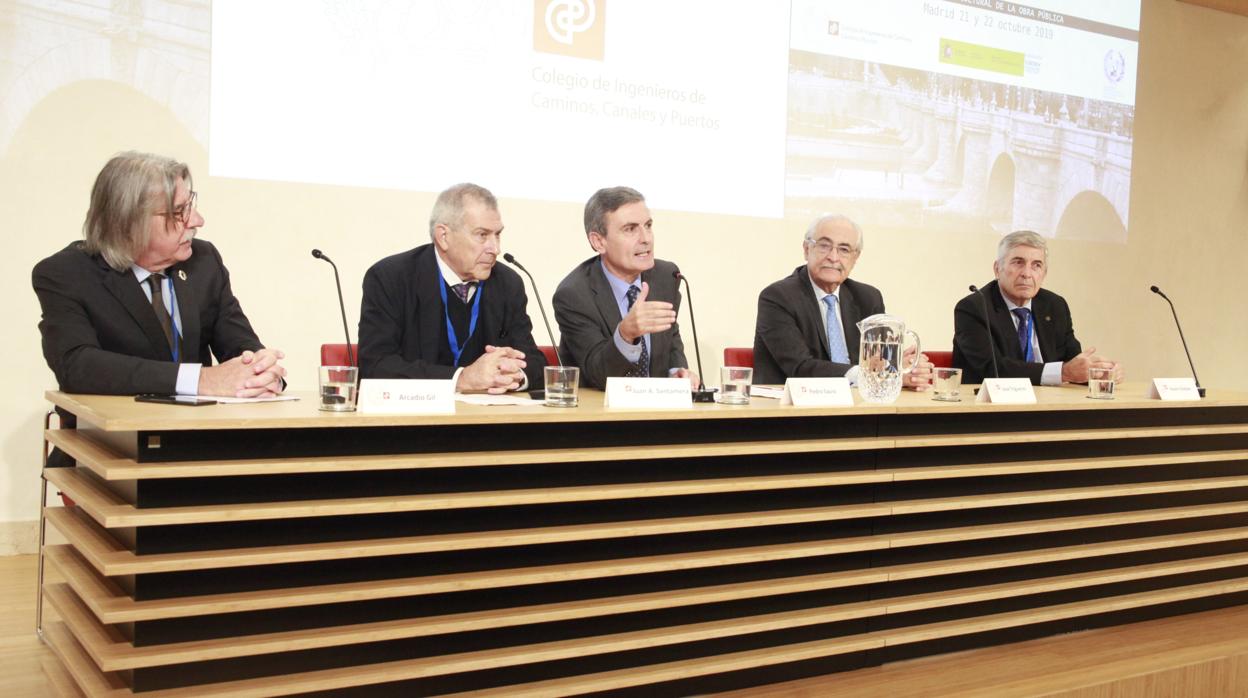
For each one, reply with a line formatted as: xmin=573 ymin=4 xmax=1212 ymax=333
xmin=952 ymin=230 xmax=1122 ymax=384
xmin=33 ymin=151 xmax=286 ymax=397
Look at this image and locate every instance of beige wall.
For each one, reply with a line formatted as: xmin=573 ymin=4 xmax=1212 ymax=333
xmin=1 ymin=0 xmax=1246 ymax=542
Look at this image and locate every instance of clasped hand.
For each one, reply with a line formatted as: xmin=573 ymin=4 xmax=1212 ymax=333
xmin=1062 ymin=347 xmax=1124 ymax=384
xmin=903 ymin=348 xmax=934 ymax=391
xmin=458 ymin=345 xmax=527 ymax=394
xmin=199 ymin=348 xmax=287 ymax=397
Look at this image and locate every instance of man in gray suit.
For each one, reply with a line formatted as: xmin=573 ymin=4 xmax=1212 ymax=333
xmin=753 ymin=214 xmax=932 ymax=387
xmin=553 ymin=186 xmax=696 ymax=389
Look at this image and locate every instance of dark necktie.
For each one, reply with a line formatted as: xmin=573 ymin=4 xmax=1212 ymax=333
xmin=148 ymin=273 xmax=175 ymax=353
xmin=625 ymin=284 xmax=650 ymax=377
xmin=1011 ymin=307 xmax=1032 ymax=361
xmin=451 ymin=282 xmax=477 ymax=304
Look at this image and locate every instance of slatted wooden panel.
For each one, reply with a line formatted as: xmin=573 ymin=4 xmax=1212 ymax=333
xmin=40 ymin=390 xmax=1248 ymax=695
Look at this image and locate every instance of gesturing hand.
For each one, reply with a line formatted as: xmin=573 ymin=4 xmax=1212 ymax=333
xmin=618 ymin=282 xmax=676 ymax=344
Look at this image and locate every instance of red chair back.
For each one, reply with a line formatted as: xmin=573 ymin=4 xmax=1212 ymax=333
xmin=927 ymin=350 xmax=954 ymax=368
xmin=723 ymin=347 xmax=755 ymax=369
xmin=320 ymin=343 xmax=358 ymax=366
xmin=538 ymin=346 xmax=559 ymax=367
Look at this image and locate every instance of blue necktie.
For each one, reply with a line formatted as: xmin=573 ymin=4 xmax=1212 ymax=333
xmin=823 ymin=295 xmax=850 ymax=364
xmin=625 ymin=285 xmax=650 ymax=377
xmin=1012 ymin=307 xmax=1033 ymax=361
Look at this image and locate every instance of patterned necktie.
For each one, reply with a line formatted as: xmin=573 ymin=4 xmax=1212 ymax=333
xmin=822 ymin=295 xmax=850 ymax=364
xmin=1012 ymin=307 xmax=1032 ymax=361
xmin=147 ymin=274 xmax=175 ymax=353
xmin=451 ymin=282 xmax=477 ymax=304
xmin=625 ymin=285 xmax=650 ymax=377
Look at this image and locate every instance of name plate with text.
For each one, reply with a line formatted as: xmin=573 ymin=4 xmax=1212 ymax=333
xmin=1148 ymin=377 xmax=1202 ymax=401
xmin=358 ymin=379 xmax=455 ymax=414
xmin=604 ymin=377 xmax=693 ymax=408
xmin=976 ymin=378 xmax=1037 ymax=404
xmin=781 ymin=378 xmax=854 ymax=407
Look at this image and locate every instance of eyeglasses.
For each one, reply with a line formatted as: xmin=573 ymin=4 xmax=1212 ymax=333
xmin=807 ymin=238 xmax=857 ymax=258
xmin=156 ymin=191 xmax=198 ymax=226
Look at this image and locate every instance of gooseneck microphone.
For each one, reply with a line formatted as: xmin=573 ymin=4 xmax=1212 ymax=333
xmin=1151 ymin=285 xmax=1205 ymax=397
xmin=969 ymin=285 xmax=999 ymax=379
xmin=503 ymin=253 xmax=562 ymax=367
xmin=311 ymin=249 xmax=356 ymax=367
xmin=672 ymin=269 xmax=717 ymax=402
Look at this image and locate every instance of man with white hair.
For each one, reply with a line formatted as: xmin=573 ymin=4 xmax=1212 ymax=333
xmin=358 ymin=183 xmax=546 ymax=392
xmin=753 ymin=213 xmax=932 ymax=387
xmin=952 ymin=230 xmax=1122 ymax=384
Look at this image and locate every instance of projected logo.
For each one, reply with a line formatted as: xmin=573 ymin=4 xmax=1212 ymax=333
xmin=1103 ymin=49 xmax=1125 ymax=83
xmin=534 ymin=0 xmax=604 ymax=60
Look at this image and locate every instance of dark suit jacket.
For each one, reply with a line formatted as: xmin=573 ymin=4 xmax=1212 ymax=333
xmin=32 ymin=239 xmax=265 ymax=395
xmin=358 ymin=244 xmax=546 ymax=388
xmin=552 ymin=256 xmax=688 ymax=389
xmin=952 ymin=280 xmax=1082 ymax=384
xmin=753 ymin=267 xmax=885 ymax=384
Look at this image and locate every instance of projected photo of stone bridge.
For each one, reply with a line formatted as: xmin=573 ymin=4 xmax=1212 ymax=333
xmin=785 ymin=52 xmax=1133 ymax=242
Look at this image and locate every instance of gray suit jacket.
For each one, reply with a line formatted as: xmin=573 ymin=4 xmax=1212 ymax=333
xmin=553 ymin=256 xmax=688 ymax=389
xmin=753 ymin=266 xmax=885 ymax=384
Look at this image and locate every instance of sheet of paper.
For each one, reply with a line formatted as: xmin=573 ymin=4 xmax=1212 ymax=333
xmin=454 ymin=393 xmax=541 ymax=406
xmin=208 ymin=395 xmax=301 ymax=403
xmin=750 ymin=386 xmax=785 ymax=400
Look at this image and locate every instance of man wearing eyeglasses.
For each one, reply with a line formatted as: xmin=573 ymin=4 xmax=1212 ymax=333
xmin=553 ymin=186 xmax=696 ymax=389
xmin=753 ymin=214 xmax=933 ymax=387
xmin=33 ymin=151 xmax=287 ymax=400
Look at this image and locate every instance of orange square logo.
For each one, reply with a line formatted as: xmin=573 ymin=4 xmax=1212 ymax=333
xmin=534 ymin=0 xmax=605 ymax=61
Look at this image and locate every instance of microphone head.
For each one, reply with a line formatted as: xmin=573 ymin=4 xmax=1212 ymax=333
xmin=969 ymin=284 xmax=979 ymax=293
xmin=311 ymin=249 xmax=324 ymax=259
xmin=672 ymin=269 xmax=683 ymax=280
xmin=503 ymin=253 xmax=516 ymax=264
xmin=1150 ymin=285 xmax=1161 ymax=294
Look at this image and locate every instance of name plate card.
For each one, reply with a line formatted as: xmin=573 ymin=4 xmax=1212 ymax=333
xmin=604 ymin=377 xmax=693 ymax=408
xmin=781 ymin=378 xmax=854 ymax=407
xmin=358 ymin=379 xmax=455 ymax=414
xmin=975 ymin=378 xmax=1037 ymax=404
xmin=1148 ymin=377 xmax=1202 ymax=401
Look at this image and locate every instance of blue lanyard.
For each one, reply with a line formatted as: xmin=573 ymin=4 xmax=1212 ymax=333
xmin=1022 ymin=309 xmax=1034 ymax=363
xmin=159 ymin=274 xmax=181 ymax=363
xmin=436 ymin=269 xmax=482 ymax=367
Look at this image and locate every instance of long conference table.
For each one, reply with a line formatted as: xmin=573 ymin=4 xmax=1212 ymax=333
xmin=37 ymin=383 xmax=1248 ymax=696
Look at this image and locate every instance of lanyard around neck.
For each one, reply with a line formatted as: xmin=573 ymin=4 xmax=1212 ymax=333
xmin=158 ymin=274 xmax=181 ymax=363
xmin=436 ymin=268 xmax=482 ymax=367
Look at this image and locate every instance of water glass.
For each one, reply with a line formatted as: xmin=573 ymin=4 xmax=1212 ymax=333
xmin=718 ymin=366 xmax=753 ymax=405
xmin=318 ymin=366 xmax=358 ymax=412
xmin=1088 ymin=366 xmax=1115 ymax=400
xmin=932 ymin=367 xmax=963 ymax=402
xmin=544 ymin=366 xmax=580 ymax=407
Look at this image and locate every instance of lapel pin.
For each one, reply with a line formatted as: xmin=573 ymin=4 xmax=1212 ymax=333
xmin=178 ymin=270 xmax=187 ymax=281
xmin=1045 ymin=315 xmax=1051 ymax=321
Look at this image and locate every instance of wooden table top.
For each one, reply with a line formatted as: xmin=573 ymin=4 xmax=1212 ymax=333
xmin=45 ymin=383 xmax=1248 ymax=432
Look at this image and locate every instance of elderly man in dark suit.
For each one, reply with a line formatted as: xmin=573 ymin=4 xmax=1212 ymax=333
xmin=33 ymin=151 xmax=286 ymax=398
xmin=552 ymin=186 xmax=695 ymax=389
xmin=953 ymin=230 xmax=1122 ymax=385
xmin=358 ymin=183 xmax=546 ymax=392
xmin=753 ymin=214 xmax=932 ymax=387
